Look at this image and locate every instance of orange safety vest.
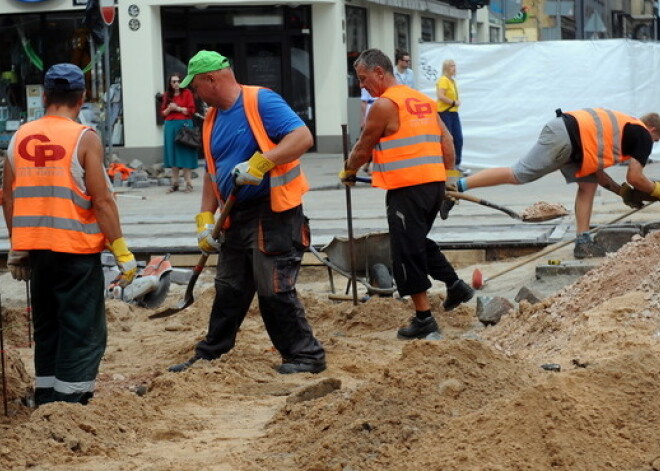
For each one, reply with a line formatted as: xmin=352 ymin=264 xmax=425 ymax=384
xmin=202 ymin=85 xmax=309 ymax=212
xmin=371 ymin=85 xmax=446 ymax=190
xmin=11 ymin=116 xmax=106 ymax=253
xmin=565 ymin=108 xmax=646 ymax=177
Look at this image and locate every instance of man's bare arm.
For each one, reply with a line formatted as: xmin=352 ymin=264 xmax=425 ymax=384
xmin=2 ymin=158 xmax=14 ymax=235
xmin=200 ymin=172 xmax=220 ymax=213
xmin=80 ymin=130 xmax=123 ymax=242
xmin=264 ymin=126 xmax=314 ymax=165
xmin=437 ymin=116 xmax=455 ymax=170
xmin=595 ymin=170 xmax=621 ymax=195
xmin=346 ymin=98 xmax=394 ymax=171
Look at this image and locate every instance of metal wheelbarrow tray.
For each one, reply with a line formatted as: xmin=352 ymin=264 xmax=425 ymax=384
xmin=309 ymin=232 xmax=396 ymax=297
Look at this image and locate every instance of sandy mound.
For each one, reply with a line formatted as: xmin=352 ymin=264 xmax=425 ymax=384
xmin=521 ymin=201 xmax=569 ymax=221
xmin=0 ymin=231 xmax=659 ymax=470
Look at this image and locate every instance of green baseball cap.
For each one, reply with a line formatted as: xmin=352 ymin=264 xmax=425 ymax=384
xmin=180 ymin=50 xmax=230 ymax=88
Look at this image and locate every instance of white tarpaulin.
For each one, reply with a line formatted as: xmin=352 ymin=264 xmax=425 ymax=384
xmin=418 ymin=39 xmax=660 ymax=168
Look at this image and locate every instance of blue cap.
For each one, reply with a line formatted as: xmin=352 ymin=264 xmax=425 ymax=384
xmin=44 ymin=63 xmax=85 ymax=91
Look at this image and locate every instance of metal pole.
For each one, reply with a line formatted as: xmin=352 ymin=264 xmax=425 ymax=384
xmin=103 ymin=24 xmax=112 ymax=165
xmin=0 ymin=294 xmax=8 ymax=416
xmin=341 ymin=124 xmax=359 ymax=306
xmin=26 ymin=280 xmax=32 ymax=348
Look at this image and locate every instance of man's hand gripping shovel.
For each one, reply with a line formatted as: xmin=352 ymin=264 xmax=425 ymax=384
xmin=149 ymin=185 xmax=240 ymax=319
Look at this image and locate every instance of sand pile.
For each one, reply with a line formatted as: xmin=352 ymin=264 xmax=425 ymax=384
xmin=484 ymin=231 xmax=660 ymax=365
xmin=0 ymin=230 xmax=658 ymax=470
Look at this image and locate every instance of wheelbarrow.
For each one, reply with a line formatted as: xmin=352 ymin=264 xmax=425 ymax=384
xmin=309 ymin=232 xmax=396 ymax=297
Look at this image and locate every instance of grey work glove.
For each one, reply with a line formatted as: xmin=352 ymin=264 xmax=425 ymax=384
xmin=8 ymin=250 xmax=30 ymax=282
xmin=441 ymin=169 xmax=461 ymax=220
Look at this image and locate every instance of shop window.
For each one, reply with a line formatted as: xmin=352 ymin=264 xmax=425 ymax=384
xmin=443 ymin=20 xmax=456 ymax=41
xmin=422 ymin=17 xmax=436 ymax=42
xmin=394 ymin=13 xmax=411 ymax=52
xmin=346 ymin=6 xmax=368 ymax=98
xmin=0 ymin=12 xmax=123 ymax=148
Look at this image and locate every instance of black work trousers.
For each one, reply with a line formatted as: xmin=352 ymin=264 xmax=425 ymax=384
xmin=30 ymin=250 xmax=106 ymax=406
xmin=195 ymin=200 xmax=325 ymax=364
xmin=386 ymin=181 xmax=459 ymax=297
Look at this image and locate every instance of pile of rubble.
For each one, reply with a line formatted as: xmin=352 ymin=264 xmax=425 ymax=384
xmin=107 ymin=154 xmax=199 ymax=189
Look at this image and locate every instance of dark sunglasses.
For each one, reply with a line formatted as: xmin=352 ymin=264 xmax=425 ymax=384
xmin=171 ymin=79 xmax=180 ymax=83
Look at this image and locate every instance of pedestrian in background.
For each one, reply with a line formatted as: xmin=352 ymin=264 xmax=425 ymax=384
xmin=161 ymin=72 xmax=198 ymax=193
xmin=437 ymin=59 xmax=467 ymax=175
xmin=340 ymin=49 xmax=474 ymax=340
xmin=393 ymin=49 xmax=415 ymax=89
xmin=451 ymin=109 xmax=660 ymax=258
xmin=168 ymin=50 xmax=326 ymax=375
xmin=1 ymin=63 xmax=137 ymax=406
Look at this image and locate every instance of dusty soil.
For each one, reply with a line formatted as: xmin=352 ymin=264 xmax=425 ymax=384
xmin=1 ymin=232 xmax=659 ymax=471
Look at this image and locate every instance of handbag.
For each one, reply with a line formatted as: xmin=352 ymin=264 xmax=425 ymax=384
xmin=175 ymin=125 xmax=201 ymax=148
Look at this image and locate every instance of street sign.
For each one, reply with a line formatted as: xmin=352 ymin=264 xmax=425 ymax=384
xmin=100 ymin=0 xmax=115 ymax=26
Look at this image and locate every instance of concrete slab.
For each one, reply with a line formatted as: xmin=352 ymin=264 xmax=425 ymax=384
xmin=535 ymin=260 xmax=599 ymax=279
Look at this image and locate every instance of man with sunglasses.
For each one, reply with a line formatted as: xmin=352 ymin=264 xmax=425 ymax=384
xmin=394 ymin=49 xmax=415 ymax=89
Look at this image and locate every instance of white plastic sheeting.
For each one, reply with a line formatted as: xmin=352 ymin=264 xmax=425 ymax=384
xmin=418 ymin=39 xmax=660 ymax=168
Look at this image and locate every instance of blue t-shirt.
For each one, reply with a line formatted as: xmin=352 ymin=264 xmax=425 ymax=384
xmin=210 ymin=88 xmax=305 ymax=202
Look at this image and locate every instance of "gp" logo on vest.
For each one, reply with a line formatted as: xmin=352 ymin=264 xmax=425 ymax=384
xmin=405 ymin=98 xmax=433 ymax=119
xmin=18 ymin=134 xmax=66 ymax=167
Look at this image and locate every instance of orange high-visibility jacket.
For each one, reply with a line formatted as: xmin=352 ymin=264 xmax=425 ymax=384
xmin=371 ymin=85 xmax=446 ymax=190
xmin=11 ymin=116 xmax=106 ymax=253
xmin=566 ymin=108 xmax=646 ymax=177
xmin=202 ymin=85 xmax=308 ymax=212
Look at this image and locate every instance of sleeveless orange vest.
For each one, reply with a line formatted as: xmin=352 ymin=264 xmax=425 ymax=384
xmin=371 ymin=85 xmax=446 ymax=190
xmin=202 ymin=85 xmax=308 ymax=212
xmin=565 ymin=108 xmax=646 ymax=177
xmin=11 ymin=116 xmax=106 ymax=253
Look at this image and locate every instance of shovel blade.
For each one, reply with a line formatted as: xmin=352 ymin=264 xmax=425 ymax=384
xmin=148 ymin=295 xmax=194 ymax=319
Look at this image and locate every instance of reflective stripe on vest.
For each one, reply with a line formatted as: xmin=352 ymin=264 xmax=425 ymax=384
xmin=11 ymin=116 xmax=105 ymax=253
xmin=566 ymin=108 xmax=644 ymax=177
xmin=202 ymin=86 xmax=308 ymax=212
xmin=372 ymin=85 xmax=446 ymax=190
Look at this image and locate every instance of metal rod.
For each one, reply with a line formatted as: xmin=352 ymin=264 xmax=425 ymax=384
xmin=103 ymin=24 xmax=113 ymax=164
xmin=341 ymin=124 xmax=359 ymax=306
xmin=0 ymin=294 xmax=8 ymax=416
xmin=26 ymin=280 xmax=32 ymax=348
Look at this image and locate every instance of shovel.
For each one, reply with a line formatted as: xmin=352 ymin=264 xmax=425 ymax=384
xmin=355 ymin=177 xmax=563 ymax=223
xmin=149 ymin=186 xmax=239 ymax=319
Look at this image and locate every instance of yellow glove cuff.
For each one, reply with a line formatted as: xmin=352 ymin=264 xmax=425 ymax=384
xmin=339 ymin=168 xmax=357 ymax=179
xmin=108 ymin=237 xmax=130 ymax=258
xmin=248 ymin=151 xmax=276 ymax=178
xmin=446 ymin=169 xmax=461 ymax=178
xmin=650 ymin=181 xmax=660 ymax=199
xmin=195 ymin=211 xmax=215 ymax=233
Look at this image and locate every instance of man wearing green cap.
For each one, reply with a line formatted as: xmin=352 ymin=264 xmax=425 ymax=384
xmin=169 ymin=50 xmax=326 ymax=374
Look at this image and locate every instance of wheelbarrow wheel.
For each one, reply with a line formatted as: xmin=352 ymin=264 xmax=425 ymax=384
xmin=369 ymin=263 xmax=394 ymax=297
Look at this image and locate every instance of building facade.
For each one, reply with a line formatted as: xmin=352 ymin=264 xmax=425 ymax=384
xmin=1 ymin=0 xmax=500 ymax=162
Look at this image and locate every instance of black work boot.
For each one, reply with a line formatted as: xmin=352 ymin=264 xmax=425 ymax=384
xmin=443 ymin=279 xmax=474 ymax=311
xmin=397 ymin=316 xmax=440 ymax=339
xmin=168 ymin=356 xmax=201 ymax=373
xmin=573 ymin=240 xmax=606 ymax=259
xmin=277 ymin=359 xmax=326 ymax=374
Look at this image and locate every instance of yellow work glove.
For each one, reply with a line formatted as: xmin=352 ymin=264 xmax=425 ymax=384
xmin=108 ymin=237 xmax=137 ymax=287
xmin=339 ymin=168 xmax=357 ymax=186
xmin=7 ymin=250 xmax=30 ymax=282
xmin=232 ymin=151 xmax=275 ymax=186
xmin=195 ymin=211 xmax=221 ymax=254
xmin=649 ymin=181 xmax=660 ymax=200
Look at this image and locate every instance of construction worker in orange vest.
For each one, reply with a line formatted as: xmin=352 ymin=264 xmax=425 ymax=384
xmin=341 ymin=48 xmax=474 ymax=340
xmin=1 ymin=63 xmax=137 ymax=406
xmin=168 ymin=50 xmax=325 ymax=374
xmin=451 ymin=109 xmax=660 ymax=259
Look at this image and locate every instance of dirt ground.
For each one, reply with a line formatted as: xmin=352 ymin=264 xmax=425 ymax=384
xmin=1 ymin=231 xmax=659 ymax=471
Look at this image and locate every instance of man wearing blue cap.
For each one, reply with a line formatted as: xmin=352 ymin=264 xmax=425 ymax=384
xmin=2 ymin=63 xmax=137 ymax=405
xmin=168 ymin=51 xmax=326 ymax=374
